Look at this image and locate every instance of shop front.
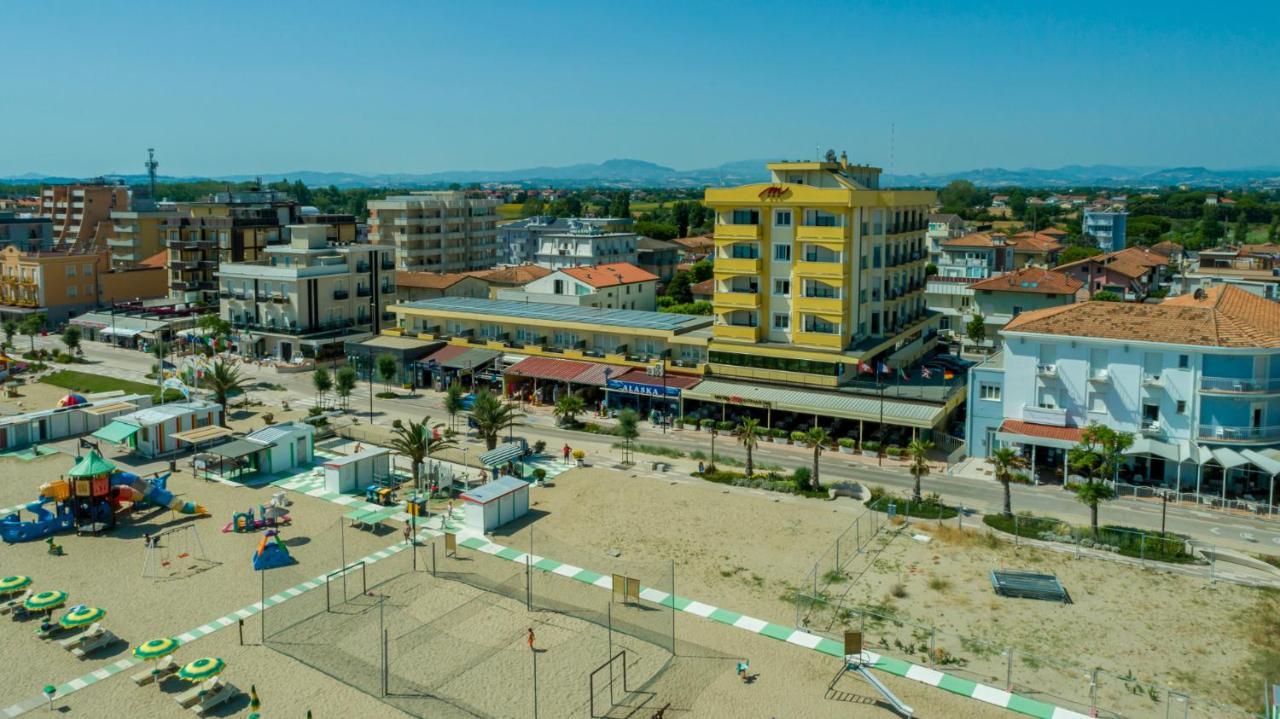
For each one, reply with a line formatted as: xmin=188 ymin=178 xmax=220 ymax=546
xmin=604 ymin=368 xmax=700 ymax=423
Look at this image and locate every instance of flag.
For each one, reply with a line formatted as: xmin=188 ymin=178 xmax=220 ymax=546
xmin=899 ymin=367 xmax=909 ymax=380
xmin=921 ymin=366 xmax=933 ymax=379
xmin=877 ymin=362 xmax=890 ymax=375
xmin=858 ymin=361 xmax=873 ymax=374
xmin=944 ymin=369 xmax=955 ymax=381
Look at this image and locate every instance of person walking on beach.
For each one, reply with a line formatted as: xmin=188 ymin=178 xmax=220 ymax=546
xmin=527 ymin=627 xmax=535 ymax=651
xmin=562 ymin=443 xmax=572 ymax=463
xmin=402 ymin=521 xmax=412 ymax=545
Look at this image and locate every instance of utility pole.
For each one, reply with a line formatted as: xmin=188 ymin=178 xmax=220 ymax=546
xmin=145 ymin=148 xmax=159 ymax=200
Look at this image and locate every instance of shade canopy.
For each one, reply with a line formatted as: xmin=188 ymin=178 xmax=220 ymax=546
xmin=478 ymin=442 xmax=524 ymax=468
xmin=91 ymin=420 xmax=141 ymax=445
xmin=0 ymin=575 xmax=31 ymax=593
xmin=1210 ymin=446 xmax=1250 ymax=470
xmin=60 ymin=606 xmax=105 ymax=628
xmin=1125 ymin=437 xmax=1181 ymax=463
xmin=134 ymin=637 xmax=180 ymax=661
xmin=24 ymin=590 xmax=68 ymax=612
xmin=178 ymin=657 xmax=226 ymax=682
xmin=68 ymin=450 xmax=117 ymax=477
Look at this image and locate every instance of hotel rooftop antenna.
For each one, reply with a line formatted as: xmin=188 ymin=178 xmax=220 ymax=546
xmin=145 ymin=148 xmax=159 ymax=199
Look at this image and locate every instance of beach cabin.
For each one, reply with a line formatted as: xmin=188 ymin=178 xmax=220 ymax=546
xmin=92 ymin=400 xmax=222 ymax=458
xmin=0 ymin=393 xmax=153 ymax=450
xmin=460 ymin=475 xmax=529 ymax=533
xmin=244 ymin=422 xmax=315 ymax=475
xmin=323 ymin=447 xmax=392 ymax=494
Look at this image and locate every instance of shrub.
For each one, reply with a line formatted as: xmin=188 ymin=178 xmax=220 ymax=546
xmin=790 ymin=431 xmax=807 ymax=442
xmin=699 ymin=418 xmax=715 ymax=429
xmin=681 ymin=416 xmax=696 ymax=426
xmin=927 ymin=576 xmax=951 ymax=592
xmin=533 ymin=440 xmax=547 ymax=455
xmin=890 ymin=583 xmax=908 ymax=598
xmin=307 ymin=406 xmax=323 ymax=417
xmin=861 ymin=440 xmax=881 ymax=453
xmin=532 ymin=468 xmax=547 ymax=482
xmin=716 ymin=420 xmax=734 ymax=432
xmin=791 ymin=466 xmax=812 ymax=489
xmin=885 ymin=445 xmax=903 ymax=458
xmin=771 ymin=428 xmax=787 ymax=438
xmin=866 ymin=490 xmax=958 ymax=519
xmin=838 ymin=438 xmax=855 ymax=448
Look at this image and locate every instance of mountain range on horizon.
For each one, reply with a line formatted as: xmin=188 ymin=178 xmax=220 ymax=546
xmin=5 ymin=158 xmax=1280 ymax=190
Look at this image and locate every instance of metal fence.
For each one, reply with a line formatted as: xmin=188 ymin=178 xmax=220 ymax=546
xmin=991 ymin=512 xmax=1204 ymax=568
xmin=1113 ymin=481 xmax=1278 ymax=519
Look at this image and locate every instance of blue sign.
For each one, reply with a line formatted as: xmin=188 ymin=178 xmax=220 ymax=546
xmin=606 ymin=379 xmax=681 ymax=398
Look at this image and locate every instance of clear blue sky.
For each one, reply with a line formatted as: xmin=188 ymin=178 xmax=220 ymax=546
xmin=7 ymin=0 xmax=1279 ymax=177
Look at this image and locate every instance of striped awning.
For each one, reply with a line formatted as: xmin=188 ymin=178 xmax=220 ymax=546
xmin=478 ymin=442 xmax=524 ymax=468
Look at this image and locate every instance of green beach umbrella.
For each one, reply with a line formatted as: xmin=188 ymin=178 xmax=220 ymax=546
xmin=133 ymin=637 xmax=180 ymax=661
xmin=59 ymin=606 xmax=104 ymax=629
xmin=249 ymin=684 xmax=260 ymax=711
xmin=177 ymin=657 xmax=225 ymax=683
xmin=0 ymin=575 xmax=31 ymax=593
xmin=24 ymin=590 xmax=67 ymax=612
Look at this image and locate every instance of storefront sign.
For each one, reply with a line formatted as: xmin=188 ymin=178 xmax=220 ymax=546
xmin=607 ymin=379 xmax=681 ymax=398
xmin=711 ymin=393 xmax=773 ymax=409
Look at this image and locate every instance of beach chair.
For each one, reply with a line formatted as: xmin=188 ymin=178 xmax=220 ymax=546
xmin=190 ymin=681 xmax=238 ymax=716
xmin=0 ymin=590 xmax=31 ymax=615
xmin=35 ymin=621 xmax=64 ymax=640
xmin=71 ymin=626 xmax=116 ymax=658
xmin=131 ymin=655 xmax=179 ymax=686
xmin=175 ymin=677 xmax=224 ymax=709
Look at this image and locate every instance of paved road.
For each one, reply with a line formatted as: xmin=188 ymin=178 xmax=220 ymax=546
xmin=32 ymin=336 xmax=1280 ymax=557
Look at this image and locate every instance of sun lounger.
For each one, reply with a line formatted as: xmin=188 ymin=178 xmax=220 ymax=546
xmin=59 ymin=622 xmax=102 ymax=650
xmin=131 ymin=655 xmax=179 ymax=686
xmin=0 ymin=591 xmax=31 ymax=615
xmin=175 ymin=678 xmax=225 ymax=709
xmin=191 ymin=681 xmax=238 ymax=716
xmin=71 ymin=626 xmax=116 ymax=658
xmin=35 ymin=621 xmax=64 ymax=640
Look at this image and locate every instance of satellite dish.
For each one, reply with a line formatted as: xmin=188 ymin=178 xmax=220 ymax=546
xmin=824 ymin=149 xmax=837 ymax=163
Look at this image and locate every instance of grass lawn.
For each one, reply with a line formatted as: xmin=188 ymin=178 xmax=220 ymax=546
xmin=42 ymin=370 xmax=184 ymax=402
xmin=497 ymin=203 xmax=525 ymax=220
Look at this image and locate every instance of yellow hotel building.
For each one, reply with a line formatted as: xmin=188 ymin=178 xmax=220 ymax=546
xmin=703 ymin=156 xmax=936 ymax=387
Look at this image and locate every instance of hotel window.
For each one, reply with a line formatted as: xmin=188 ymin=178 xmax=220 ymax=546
xmin=65 ymin=265 xmax=77 ymax=277
xmin=773 ymin=313 xmax=790 ymax=329
xmin=730 ymin=209 xmax=760 ymax=225
xmin=803 ymin=315 xmax=838 ymax=334
xmin=67 ymin=285 xmax=77 ymax=298
xmin=773 ymin=279 xmax=790 ymax=295
xmin=1176 ymin=400 xmax=1187 ymax=414
xmin=1177 ymin=354 xmax=1189 ymax=368
xmin=773 ymin=210 xmax=792 ymax=227
xmin=1088 ymin=391 xmax=1106 ymax=413
xmin=1037 ymin=387 xmax=1062 ymax=409
xmin=872 ymin=247 xmax=881 ymax=268
xmin=82 ymin=264 xmax=93 ymax=276
xmin=979 ymin=383 xmax=1001 ymax=401
xmin=774 ymin=244 xmax=792 ymax=261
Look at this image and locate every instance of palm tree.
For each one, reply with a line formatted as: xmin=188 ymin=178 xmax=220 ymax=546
xmin=205 ymin=359 xmax=246 ymax=425
xmin=990 ymin=447 xmax=1028 ymax=518
xmin=312 ymin=367 xmax=332 ymax=408
xmin=907 ymin=438 xmax=934 ymax=502
xmin=389 ymin=416 xmax=456 ymax=494
xmin=737 ymin=417 xmax=762 ymax=478
xmin=1068 ymin=424 xmax=1130 ymax=538
xmin=553 ymin=392 xmax=585 ymax=428
xmin=805 ymin=426 xmax=831 ymax=491
xmin=444 ymin=383 xmax=465 ymax=431
xmin=470 ymin=389 xmax=524 ymax=450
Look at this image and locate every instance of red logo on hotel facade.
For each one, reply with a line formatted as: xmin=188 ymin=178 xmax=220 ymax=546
xmin=757 ymin=185 xmax=788 ymax=200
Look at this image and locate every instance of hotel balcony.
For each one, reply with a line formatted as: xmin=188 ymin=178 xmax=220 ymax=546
xmin=714 ymin=224 xmax=762 ymax=241
xmin=1021 ymin=404 xmax=1067 ymax=427
xmin=714 ymin=291 xmax=760 ymax=310
xmin=796 ymin=225 xmax=848 ymax=247
xmin=1140 ymin=419 xmax=1164 ymax=437
xmin=793 ymin=260 xmax=845 ymax=280
xmin=1200 ymin=375 xmax=1280 ymax=395
xmin=794 ymin=295 xmax=843 ymax=314
xmin=1036 ymin=363 xmax=1058 ymax=378
xmin=1142 ymin=374 xmax=1164 ymax=388
xmin=1088 ymin=368 xmax=1111 ymax=383
xmin=714 ymin=257 xmax=762 ymax=275
xmin=1198 ymin=424 xmax=1280 ymax=443
xmin=793 ymin=330 xmax=844 ymax=350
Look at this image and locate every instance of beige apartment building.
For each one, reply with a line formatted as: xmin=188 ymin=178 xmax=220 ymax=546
xmin=0 ymin=246 xmax=167 ymax=324
xmin=109 ymin=206 xmax=182 ymax=268
xmin=367 ymin=191 xmax=501 ymax=272
xmin=38 ymin=182 xmax=129 ymax=245
xmin=217 ymin=225 xmax=397 ymax=361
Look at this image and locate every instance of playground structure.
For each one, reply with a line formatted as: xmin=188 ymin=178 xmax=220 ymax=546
xmin=141 ymin=524 xmax=217 ymax=579
xmin=222 ymin=491 xmax=293 ymax=533
xmin=837 ymin=633 xmax=913 ymax=718
xmin=252 ymin=529 xmax=295 ymax=571
xmin=0 ymin=450 xmax=209 ymax=543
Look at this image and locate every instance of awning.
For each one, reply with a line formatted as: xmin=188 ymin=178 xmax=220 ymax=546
xmin=82 ymin=402 xmax=137 ymax=416
xmin=1241 ymin=449 xmax=1280 ymax=476
xmin=995 ymin=420 xmax=1083 ymax=451
xmin=92 ymin=420 xmax=141 ymax=444
xmin=172 ymin=425 xmax=235 ymax=445
xmin=505 ymin=356 xmax=593 ymax=382
xmin=478 ymin=442 xmax=525 ymax=468
xmin=102 ymin=327 xmax=142 ymax=338
xmin=683 ymin=378 xmax=943 ymax=430
xmin=1209 ymin=446 xmax=1250 ymax=469
xmin=606 ymin=368 xmax=701 ymax=398
xmin=570 ymin=362 xmax=616 ymax=387
xmin=1125 ymin=437 xmax=1181 ymax=462
xmin=205 ymin=438 xmax=272 ymax=460
xmin=439 ymin=347 xmax=500 ymax=370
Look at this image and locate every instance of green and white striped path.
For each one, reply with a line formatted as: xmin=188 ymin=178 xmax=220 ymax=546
xmin=0 ymin=515 xmax=459 ymax=719
xmin=457 ymin=534 xmax=1091 ymax=719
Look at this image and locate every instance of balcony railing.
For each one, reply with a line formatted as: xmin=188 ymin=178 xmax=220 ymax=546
xmin=1198 ymin=424 xmax=1280 ymax=443
xmin=333 ymin=290 xmax=349 ymax=300
xmin=1140 ymin=419 xmax=1163 ymax=436
xmin=355 ymin=262 xmax=371 ymax=273
xmin=356 ymin=287 xmax=372 ymax=298
xmin=1036 ymin=364 xmax=1058 ymax=377
xmin=1200 ymin=376 xmax=1280 ymax=394
xmin=1088 ymin=369 xmax=1111 ymax=383
xmin=1022 ymin=404 xmax=1067 ymax=427
xmin=1142 ymin=374 xmax=1164 ymax=388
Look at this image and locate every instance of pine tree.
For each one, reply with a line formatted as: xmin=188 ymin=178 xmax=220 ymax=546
xmin=1232 ymin=212 xmax=1248 ymax=245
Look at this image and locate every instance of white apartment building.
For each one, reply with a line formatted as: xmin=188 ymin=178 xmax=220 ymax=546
xmin=495 ymin=262 xmax=658 ymax=311
xmin=533 ymin=221 xmax=638 ymax=270
xmin=217 ymin=225 xmax=397 ymax=362
xmin=366 ymin=191 xmax=501 ymax=272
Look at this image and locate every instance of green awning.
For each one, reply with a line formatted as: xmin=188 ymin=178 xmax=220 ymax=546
xmin=479 ymin=442 xmax=524 ymax=468
xmin=93 ymin=420 xmax=141 ymax=445
xmin=69 ymin=450 xmax=117 ymax=477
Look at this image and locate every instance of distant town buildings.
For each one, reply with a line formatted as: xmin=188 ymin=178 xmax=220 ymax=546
xmin=1082 ymin=209 xmax=1128 ymax=251
xmin=497 ymin=216 xmax=631 ymax=266
xmin=1055 ymin=246 xmax=1169 ymax=300
xmin=926 ymin=213 xmax=966 ymax=264
xmin=532 ymin=221 xmax=638 ymax=270
xmin=366 ymin=191 xmax=501 ymax=272
xmin=495 ymin=262 xmax=659 ymax=311
xmin=0 ymin=245 xmax=167 ymax=324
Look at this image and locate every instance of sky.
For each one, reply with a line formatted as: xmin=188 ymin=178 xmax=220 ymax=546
xmin=6 ymin=0 xmax=1280 ymax=177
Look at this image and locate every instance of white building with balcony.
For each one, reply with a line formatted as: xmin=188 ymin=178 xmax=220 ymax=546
xmin=366 ymin=191 xmax=501 ymax=272
xmin=532 ymin=221 xmax=638 ymax=271
xmin=966 ymin=285 xmax=1280 ymax=508
xmin=217 ymin=225 xmax=397 ymax=362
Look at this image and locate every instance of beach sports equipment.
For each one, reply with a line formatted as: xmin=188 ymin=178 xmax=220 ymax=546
xmin=59 ymin=606 xmax=105 ymax=629
xmin=178 ymin=657 xmax=226 ymax=682
xmin=0 ymin=575 xmax=32 ymax=593
xmin=134 ymin=637 xmax=180 ymax=660
xmin=24 ymin=590 xmax=68 ymax=612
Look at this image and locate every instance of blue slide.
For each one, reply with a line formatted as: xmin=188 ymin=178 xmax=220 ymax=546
xmin=0 ymin=500 xmax=76 ymax=544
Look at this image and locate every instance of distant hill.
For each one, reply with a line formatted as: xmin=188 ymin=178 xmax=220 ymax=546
xmin=5 ymin=160 xmax=1279 ymax=190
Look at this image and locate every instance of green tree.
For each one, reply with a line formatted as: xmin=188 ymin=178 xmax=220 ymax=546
xmin=673 ymin=202 xmax=691 ymax=237
xmin=553 ymin=392 xmax=585 ymax=427
xmin=548 ymin=195 xmax=583 ymax=218
xmin=1074 ymin=481 xmax=1117 ymax=540
xmin=924 ymin=262 xmax=938 ymax=276
xmin=205 ymin=359 xmax=246 ymax=425
xmin=690 ymin=259 xmax=713 ymax=283
xmin=1008 ymin=189 xmax=1028 ymax=218
xmin=938 ymin=180 xmax=986 ymax=214
xmin=608 ymin=191 xmax=631 ymax=218
xmin=736 ymin=417 xmax=762 ymax=478
xmin=965 ymin=314 xmax=986 ymax=350
xmin=805 ymin=426 xmax=830 ymax=491
xmin=634 ymin=221 xmax=678 ymax=241
xmin=376 ymin=353 xmax=398 ymax=389
xmin=1057 ymin=246 xmax=1101 ymax=266
xmin=312 ymin=367 xmax=332 ymax=407
xmin=2 ymin=319 xmax=16 ymax=349
xmin=1199 ymin=204 xmax=1224 ymax=243
xmin=1067 ymin=424 xmax=1132 ymax=538
xmin=196 ymin=314 xmax=232 ymax=340
xmin=617 ymin=408 xmax=639 ymax=463
xmin=444 ymin=382 xmax=465 ymax=431
xmin=990 ymin=447 xmax=1028 ymax=517
xmin=1233 ymin=211 xmax=1249 ymax=244
xmin=1091 ymin=290 xmax=1122 ymax=302
xmin=388 ymin=416 xmax=455 ymax=494
xmin=664 ymin=271 xmax=693 ymax=303
xmin=1268 ymin=214 xmax=1279 ymax=243
xmin=20 ymin=313 xmax=45 ymax=353
xmin=907 ymin=438 xmax=934 ymax=502
xmin=335 ymin=366 xmax=357 ymax=410
xmin=60 ymin=326 xmax=82 ymax=356
xmin=469 ymin=390 xmax=524 ymax=450
xmin=520 ymin=195 xmax=545 ymax=217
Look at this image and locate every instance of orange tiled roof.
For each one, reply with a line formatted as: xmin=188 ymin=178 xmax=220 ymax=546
xmin=395 ymin=271 xmax=473 ymax=290
xmin=560 ymin=262 xmax=658 ymax=288
xmin=1055 ymin=247 xmax=1166 ymax=279
xmin=1000 ymin=420 xmax=1084 ymax=444
xmin=969 ymin=267 xmax=1082 ymax=295
xmin=1240 ymin=243 xmax=1280 ymax=257
xmin=941 ymin=231 xmax=1004 ymax=248
xmin=1003 ymin=285 xmax=1280 ymax=348
xmin=463 ymin=264 xmax=553 ymax=285
xmin=1148 ymin=241 xmax=1183 ymax=257
xmin=690 ymin=278 xmax=715 ymax=296
xmin=1010 ymin=232 xmax=1064 ymax=253
xmin=139 ymin=251 xmax=167 ymax=269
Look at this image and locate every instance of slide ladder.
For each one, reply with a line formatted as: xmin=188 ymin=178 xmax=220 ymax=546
xmin=848 ymin=661 xmax=914 ymax=718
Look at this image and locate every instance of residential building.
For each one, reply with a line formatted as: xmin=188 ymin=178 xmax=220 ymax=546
xmin=926 ymin=213 xmax=965 ymax=263
xmin=690 ymin=278 xmax=715 ymax=302
xmin=394 ymin=272 xmax=492 ymax=302
xmin=366 ymin=191 xmax=501 ymax=272
xmin=0 ymin=212 xmax=53 ymax=252
xmin=635 ymin=237 xmax=681 ymax=282
xmin=1055 ymin=247 xmax=1169 ymax=300
xmin=496 ymin=262 xmax=659 ymax=311
xmin=532 ymin=221 xmax=638 ymax=270
xmin=217 ymin=225 xmax=397 ymax=361
xmin=937 ymin=232 xmax=1014 ymax=279
xmin=925 ymin=275 xmax=979 ymax=343
xmin=1008 ymin=231 xmax=1064 ymax=268
xmin=108 ymin=205 xmax=182 ymax=268
xmin=672 ymin=234 xmax=715 ymax=262
xmin=1176 ymin=270 xmax=1280 ymax=301
xmin=1149 ymin=241 xmax=1185 ymax=264
xmin=38 ymin=181 xmax=129 ymax=245
xmin=968 ymin=267 xmax=1082 ymax=344
xmin=701 ymin=156 xmax=936 ymax=387
xmin=1082 ymin=209 xmax=1128 ymax=251
xmin=1197 ymin=244 xmax=1280 ymax=272
xmin=297 ymin=208 xmax=358 ymax=243
xmin=991 ymin=195 xmax=1009 ymax=209
xmin=967 ymin=285 xmax=1280 ymax=506
xmin=498 ymin=216 xmax=632 ymax=265
xmin=461 ymin=265 xmax=553 ymax=297
xmin=0 ymin=246 xmax=167 ymax=324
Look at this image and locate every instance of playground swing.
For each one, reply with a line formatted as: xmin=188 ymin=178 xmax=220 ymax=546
xmin=142 ymin=524 xmax=216 ymax=579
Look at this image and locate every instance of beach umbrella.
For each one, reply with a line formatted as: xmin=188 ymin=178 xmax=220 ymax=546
xmin=59 ymin=606 xmax=105 ymax=629
xmin=133 ymin=637 xmax=180 ymax=661
xmin=177 ymin=657 xmax=225 ymax=683
xmin=24 ymin=590 xmax=68 ymax=612
xmin=0 ymin=575 xmax=31 ymax=594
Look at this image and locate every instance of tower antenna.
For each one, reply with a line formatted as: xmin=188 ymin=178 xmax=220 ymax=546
xmin=145 ymin=148 xmax=159 ymax=199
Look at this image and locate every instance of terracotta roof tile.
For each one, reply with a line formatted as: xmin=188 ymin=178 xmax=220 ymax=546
xmin=140 ymin=250 xmax=167 ymax=269
xmin=999 ymin=420 xmax=1084 ymax=444
xmin=969 ymin=267 xmax=1082 ymax=295
xmin=395 ymin=271 xmax=472 ymax=290
xmin=462 ymin=264 xmax=553 ymax=285
xmin=941 ymin=231 xmax=1005 ymax=248
xmin=690 ymin=278 xmax=715 ymax=296
xmin=1055 ymin=247 xmax=1167 ymax=279
xmin=1010 ymin=232 xmax=1065 ymax=253
xmin=560 ymin=262 xmax=657 ymax=289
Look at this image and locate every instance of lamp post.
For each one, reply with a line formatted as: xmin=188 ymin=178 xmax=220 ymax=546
xmin=367 ymin=355 xmax=374 ymax=425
